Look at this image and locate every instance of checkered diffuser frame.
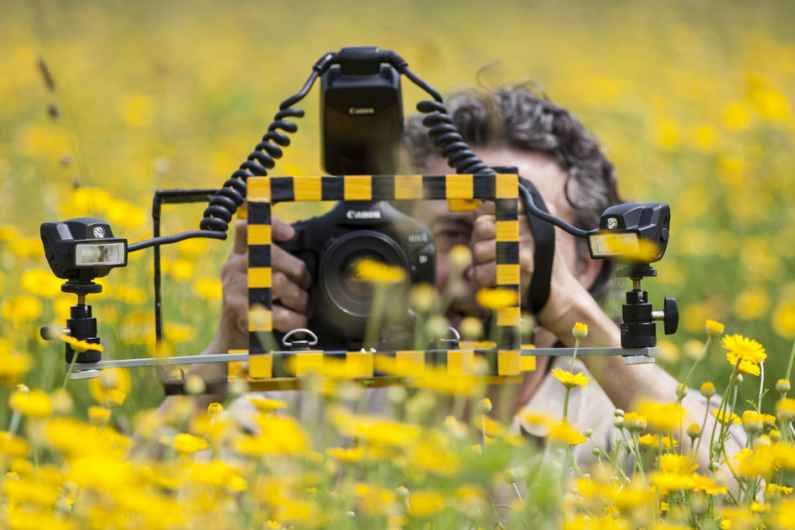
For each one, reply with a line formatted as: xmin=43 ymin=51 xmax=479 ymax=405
xmin=243 ymin=174 xmax=528 ymax=387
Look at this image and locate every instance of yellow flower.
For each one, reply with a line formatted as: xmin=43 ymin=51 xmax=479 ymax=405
xmin=659 ymin=454 xmax=697 ymax=474
xmin=712 ymin=408 xmax=741 ymax=425
xmin=409 ymin=283 xmax=436 ymax=312
xmin=636 ymin=400 xmax=685 ymax=433
xmin=552 ymin=368 xmax=589 ymax=389
xmin=742 ymin=410 xmax=765 ymax=432
xmin=21 ymin=268 xmax=63 ymax=297
xmin=572 ymin=322 xmax=589 ymax=339
xmin=777 ymin=398 xmax=795 ymax=420
xmin=638 ymin=434 xmax=677 ymax=448
xmin=354 ymin=258 xmax=407 ymax=284
xmin=172 ymin=433 xmax=209 ymax=455
xmin=0 ymin=350 xmax=32 ymax=384
xmin=354 ymin=483 xmax=396 ymax=517
xmin=476 ymin=288 xmax=518 ymax=310
xmin=1 ymin=295 xmax=43 ymax=325
xmin=408 ymin=489 xmax=446 ymax=518
xmin=89 ymin=368 xmax=131 ymax=406
xmin=0 ymin=432 xmax=29 ymax=458
xmin=767 ymin=483 xmax=793 ymax=496
xmin=700 ymin=381 xmax=716 ymax=397
xmin=548 ymin=420 xmax=587 ymax=446
xmin=733 ymin=289 xmax=769 ymax=321
xmin=623 ymin=411 xmax=647 ymax=430
xmin=330 ymin=407 xmax=420 ymax=447
xmin=192 ymin=277 xmax=222 ymax=302
xmin=9 ymin=389 xmax=53 ymax=418
xmin=773 ymin=301 xmax=795 ymax=339
xmin=88 ymin=406 xmax=111 ymax=425
xmin=722 ymin=334 xmax=766 ymax=376
xmin=61 ymin=334 xmax=104 ymax=353
xmin=249 ymin=397 xmax=288 ymax=413
xmin=705 ymin=319 xmax=725 ymax=336
xmin=692 ymin=474 xmax=728 ymax=496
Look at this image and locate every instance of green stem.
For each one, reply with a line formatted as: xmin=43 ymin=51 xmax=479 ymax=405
xmin=785 ymin=340 xmax=795 ymax=398
xmin=683 ymin=336 xmax=711 ymax=386
xmin=62 ymin=350 xmax=80 ymax=389
xmin=364 ymin=285 xmax=387 ymax=349
xmin=562 ymin=387 xmax=571 ymax=421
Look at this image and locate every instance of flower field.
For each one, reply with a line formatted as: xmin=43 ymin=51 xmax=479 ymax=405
xmin=1 ymin=1 xmax=795 ymax=528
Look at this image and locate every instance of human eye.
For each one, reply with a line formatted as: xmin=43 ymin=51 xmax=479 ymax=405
xmin=432 ymin=225 xmax=471 ymax=252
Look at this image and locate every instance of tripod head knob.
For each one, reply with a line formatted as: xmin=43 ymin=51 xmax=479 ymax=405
xmin=662 ymin=297 xmax=679 ymax=335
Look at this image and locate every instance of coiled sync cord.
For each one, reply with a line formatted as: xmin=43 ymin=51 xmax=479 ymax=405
xmin=199 ymin=53 xmax=337 ymax=233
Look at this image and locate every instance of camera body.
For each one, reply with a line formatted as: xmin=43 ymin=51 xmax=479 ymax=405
xmin=278 ymin=200 xmax=435 ymax=350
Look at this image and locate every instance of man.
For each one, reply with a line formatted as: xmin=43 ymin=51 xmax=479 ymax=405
xmin=202 ymin=86 xmax=744 ymax=469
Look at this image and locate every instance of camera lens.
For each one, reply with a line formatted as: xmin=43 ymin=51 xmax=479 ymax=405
xmin=319 ymin=230 xmax=409 ymax=324
xmin=340 ymin=250 xmax=380 ymax=300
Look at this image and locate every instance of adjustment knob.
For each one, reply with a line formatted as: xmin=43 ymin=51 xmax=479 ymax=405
xmin=663 ymin=297 xmax=679 ymax=335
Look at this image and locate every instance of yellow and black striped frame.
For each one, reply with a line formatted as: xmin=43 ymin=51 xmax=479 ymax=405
xmin=243 ymin=174 xmax=533 ymax=389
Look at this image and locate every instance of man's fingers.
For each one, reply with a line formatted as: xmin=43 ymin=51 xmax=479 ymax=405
xmin=470 ymin=262 xmax=496 ymax=288
xmin=232 ymin=220 xmax=247 ymax=255
xmin=232 ymin=217 xmax=295 ymax=255
xmin=472 ymin=239 xmax=496 ymax=265
xmin=272 ymin=218 xmax=296 ymax=242
xmin=273 ymin=305 xmax=308 ymax=333
xmin=471 ymin=215 xmax=496 ymax=243
xmin=272 ymin=271 xmax=309 ymax=313
xmin=272 ymin=245 xmax=312 ymax=290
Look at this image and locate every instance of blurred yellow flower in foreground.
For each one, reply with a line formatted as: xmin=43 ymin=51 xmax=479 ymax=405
xmin=9 ymin=389 xmax=53 ymax=418
xmin=172 ymin=433 xmax=209 ymax=455
xmin=722 ymin=334 xmax=766 ymax=376
xmin=476 ymin=288 xmax=518 ymax=309
xmin=552 ymin=368 xmax=589 ymax=389
xmin=354 ymin=258 xmax=407 ymax=284
xmin=548 ymin=421 xmax=586 ymax=446
xmin=1 ymin=295 xmax=43 ymax=325
xmin=89 ymin=368 xmax=131 ymax=406
xmin=408 ymin=489 xmax=446 ymax=518
xmin=705 ymin=319 xmax=725 ymax=336
xmin=773 ymin=301 xmax=795 ymax=339
xmin=0 ymin=349 xmax=31 ymax=384
xmin=636 ymin=400 xmax=685 ymax=433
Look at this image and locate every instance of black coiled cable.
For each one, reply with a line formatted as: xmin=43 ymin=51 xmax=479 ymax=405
xmin=415 ymin=99 xmax=496 ymax=177
xmin=199 ymin=53 xmax=336 ymax=233
xmin=199 ymin=107 xmax=305 ymax=232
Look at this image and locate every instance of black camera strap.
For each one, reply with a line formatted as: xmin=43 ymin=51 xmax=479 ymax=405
xmin=519 ymin=179 xmax=556 ymax=315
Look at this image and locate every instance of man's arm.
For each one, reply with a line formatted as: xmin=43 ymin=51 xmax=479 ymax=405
xmin=541 ymin=278 xmax=746 ymax=471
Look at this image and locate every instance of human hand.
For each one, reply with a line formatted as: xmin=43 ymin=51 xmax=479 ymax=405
xmin=468 ymin=196 xmax=585 ymax=335
xmin=215 ymin=218 xmax=311 ymax=351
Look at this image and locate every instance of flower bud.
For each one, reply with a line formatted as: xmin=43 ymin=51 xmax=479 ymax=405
xmin=478 ymin=398 xmax=493 ymax=414
xmin=207 ymin=402 xmax=223 ymax=415
xmin=460 ymin=317 xmax=484 ymax=340
xmin=742 ymin=410 xmax=764 ymax=433
xmin=705 ymin=319 xmax=725 ymax=337
xmin=572 ymin=322 xmax=589 ymax=339
xmin=687 ymin=422 xmax=701 ymax=439
xmin=736 ymin=373 xmax=744 ymax=384
xmin=185 ymin=375 xmax=206 ymax=395
xmin=777 ymin=378 xmax=791 ymax=394
xmin=683 ymin=340 xmax=706 ymax=362
xmin=88 ymin=405 xmax=111 ymax=425
xmin=450 ymin=245 xmax=472 ymax=270
xmin=699 ymin=381 xmax=716 ymax=398
xmin=409 ymin=284 xmax=436 ymax=313
xmin=770 ymin=429 xmax=782 ymax=442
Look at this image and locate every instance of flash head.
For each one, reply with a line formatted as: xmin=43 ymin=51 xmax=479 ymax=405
xmin=41 ymin=218 xmax=127 ymax=283
xmin=321 ymin=46 xmax=404 ymax=175
xmin=589 ymin=203 xmax=670 ymax=263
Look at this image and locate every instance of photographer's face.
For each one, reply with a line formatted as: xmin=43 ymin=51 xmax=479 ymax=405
xmin=413 ymin=146 xmax=594 ymax=325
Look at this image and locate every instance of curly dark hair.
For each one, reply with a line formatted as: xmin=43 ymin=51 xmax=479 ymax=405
xmin=403 ymin=86 xmax=622 ymax=303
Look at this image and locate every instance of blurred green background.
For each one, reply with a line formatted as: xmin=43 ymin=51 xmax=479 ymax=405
xmin=1 ymin=0 xmax=794 ymax=414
